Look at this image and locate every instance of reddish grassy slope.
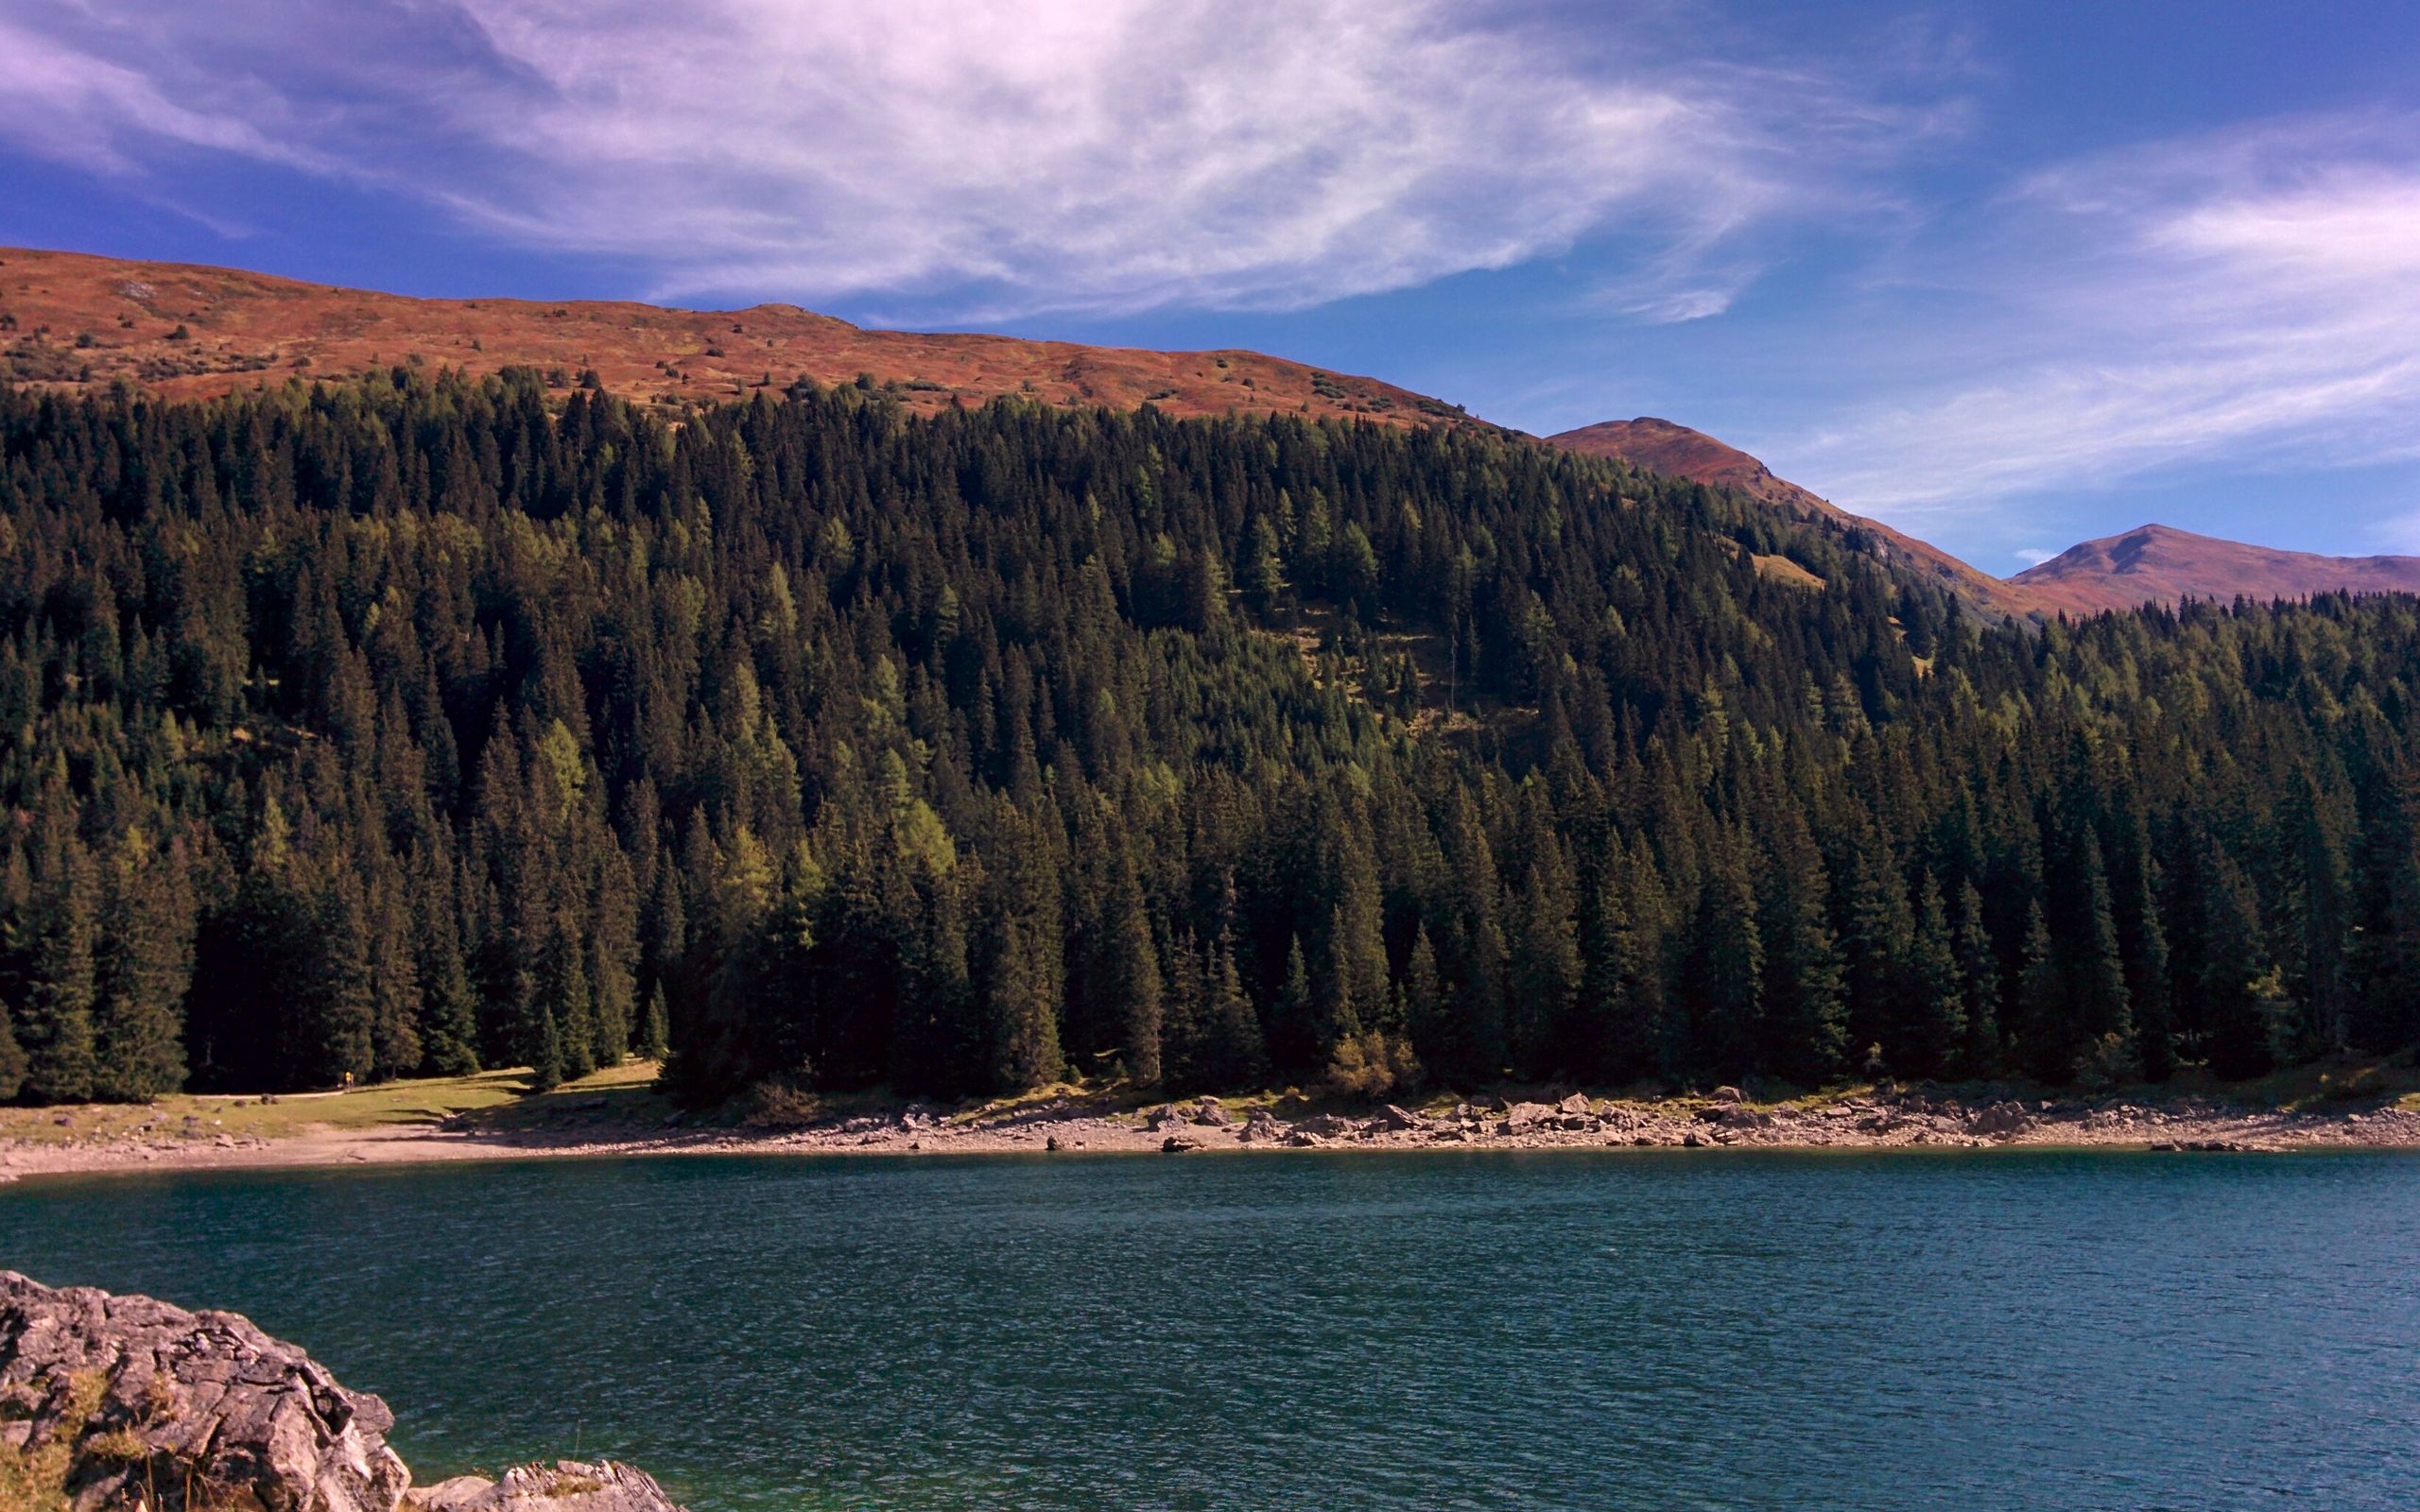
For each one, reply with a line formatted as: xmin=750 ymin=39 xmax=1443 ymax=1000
xmin=0 ymin=247 xmax=1476 ymax=427
xmin=2012 ymin=524 xmax=2420 ymax=615
xmin=1548 ymin=418 xmax=2037 ymax=616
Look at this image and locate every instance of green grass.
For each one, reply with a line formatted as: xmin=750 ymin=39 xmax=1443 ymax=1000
xmin=0 ymin=1059 xmax=668 ymax=1148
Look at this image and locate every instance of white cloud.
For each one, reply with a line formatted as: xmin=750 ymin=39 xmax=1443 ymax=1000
xmin=0 ymin=0 xmax=1928 ymax=317
xmin=0 ymin=15 xmax=296 ymax=174
xmin=1783 ymin=116 xmax=2420 ymax=522
xmin=2013 ymin=547 xmax=2057 ymax=567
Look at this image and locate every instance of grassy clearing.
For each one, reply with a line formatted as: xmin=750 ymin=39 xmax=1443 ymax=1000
xmin=0 ymin=1059 xmax=667 ymax=1148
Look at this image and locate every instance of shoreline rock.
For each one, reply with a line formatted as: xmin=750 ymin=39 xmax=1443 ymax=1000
xmin=5 ymin=1082 xmax=2418 ymax=1180
xmin=0 ymin=1272 xmax=683 ymax=1512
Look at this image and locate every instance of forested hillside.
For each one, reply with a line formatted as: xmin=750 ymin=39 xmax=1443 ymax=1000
xmin=1 ymin=370 xmax=2414 ymax=1108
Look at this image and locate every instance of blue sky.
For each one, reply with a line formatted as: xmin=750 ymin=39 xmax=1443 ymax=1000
xmin=4 ymin=1 xmax=2418 ymax=572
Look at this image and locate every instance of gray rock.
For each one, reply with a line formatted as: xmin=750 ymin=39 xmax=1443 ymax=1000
xmin=414 ymin=1461 xmax=683 ymax=1512
xmin=0 ymin=1272 xmax=685 ymax=1512
xmin=1190 ymin=1097 xmax=1235 ymax=1127
xmin=1376 ymin=1105 xmax=1423 ymax=1131
xmin=0 ymin=1269 xmax=408 ymax=1512
xmin=1967 ymin=1101 xmax=2036 ymax=1140
xmin=1711 ymin=1085 xmax=1745 ymax=1104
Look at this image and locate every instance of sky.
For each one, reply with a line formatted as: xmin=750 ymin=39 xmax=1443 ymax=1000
xmin=4 ymin=1 xmax=2419 ymax=572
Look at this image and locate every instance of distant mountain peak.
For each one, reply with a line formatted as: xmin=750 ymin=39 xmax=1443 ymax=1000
xmin=2011 ymin=523 xmax=2420 ymax=614
xmin=1546 ymin=416 xmax=2034 ymax=617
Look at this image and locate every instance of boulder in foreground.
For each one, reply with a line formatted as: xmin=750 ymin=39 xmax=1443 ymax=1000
xmin=0 ymin=1270 xmax=683 ymax=1512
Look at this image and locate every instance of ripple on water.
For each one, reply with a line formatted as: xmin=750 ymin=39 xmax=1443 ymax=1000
xmin=2 ymin=1149 xmax=2417 ymax=1511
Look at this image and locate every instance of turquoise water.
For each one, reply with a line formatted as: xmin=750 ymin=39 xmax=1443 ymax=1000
xmin=5 ymin=1150 xmax=2417 ymax=1510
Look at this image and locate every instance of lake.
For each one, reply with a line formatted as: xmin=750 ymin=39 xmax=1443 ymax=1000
xmin=6 ymin=1149 xmax=2417 ymax=1510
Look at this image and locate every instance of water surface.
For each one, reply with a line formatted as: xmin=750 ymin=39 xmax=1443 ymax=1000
xmin=7 ymin=1149 xmax=2416 ymax=1510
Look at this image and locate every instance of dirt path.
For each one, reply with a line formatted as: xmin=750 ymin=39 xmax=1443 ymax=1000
xmin=7 ymin=1084 xmax=2417 ymax=1182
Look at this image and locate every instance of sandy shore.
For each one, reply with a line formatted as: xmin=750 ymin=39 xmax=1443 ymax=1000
xmin=6 ymin=1083 xmax=2417 ymax=1182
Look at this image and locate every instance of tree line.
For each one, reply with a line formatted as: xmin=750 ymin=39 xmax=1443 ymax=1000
xmin=0 ymin=369 xmax=2414 ymax=1108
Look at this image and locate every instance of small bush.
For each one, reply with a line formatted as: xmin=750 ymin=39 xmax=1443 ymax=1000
xmin=1324 ymin=1031 xmax=1422 ymax=1098
xmin=745 ymin=1079 xmax=822 ymax=1128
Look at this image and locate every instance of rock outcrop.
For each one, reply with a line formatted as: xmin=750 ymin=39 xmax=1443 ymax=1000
xmin=415 ymin=1461 xmax=683 ymax=1512
xmin=0 ymin=1272 xmax=683 ymax=1512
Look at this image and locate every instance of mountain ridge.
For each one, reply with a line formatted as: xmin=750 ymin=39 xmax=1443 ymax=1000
xmin=0 ymin=245 xmax=1475 ymax=429
xmin=1546 ymin=417 xmax=2037 ymax=617
xmin=8 ymin=246 xmax=2415 ymax=622
xmin=2010 ymin=523 xmax=2420 ymax=615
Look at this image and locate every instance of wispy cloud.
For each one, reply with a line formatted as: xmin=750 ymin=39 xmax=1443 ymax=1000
xmin=1785 ymin=115 xmax=2420 ymax=521
xmin=0 ymin=0 xmax=1932 ymax=317
xmin=0 ymin=15 xmax=297 ymax=174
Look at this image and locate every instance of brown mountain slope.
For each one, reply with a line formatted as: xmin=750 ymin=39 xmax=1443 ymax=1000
xmin=2011 ymin=524 xmax=2420 ymax=615
xmin=0 ymin=247 xmax=1475 ymax=426
xmin=1547 ymin=418 xmax=2037 ymax=616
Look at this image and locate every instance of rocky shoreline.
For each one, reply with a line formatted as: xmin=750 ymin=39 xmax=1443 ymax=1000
xmin=0 ymin=1271 xmax=683 ymax=1512
xmin=4 ymin=1081 xmax=2415 ymax=1182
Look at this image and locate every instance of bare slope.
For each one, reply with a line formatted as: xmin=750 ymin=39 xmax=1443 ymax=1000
xmin=0 ymin=247 xmax=1474 ymax=426
xmin=14 ymin=248 xmax=2411 ymax=624
xmin=2011 ymin=523 xmax=2420 ymax=614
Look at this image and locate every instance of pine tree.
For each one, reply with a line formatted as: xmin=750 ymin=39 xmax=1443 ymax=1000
xmin=366 ymin=872 xmax=424 ymax=1081
xmin=1200 ymin=931 xmax=1268 ymax=1089
xmin=1897 ymin=872 xmax=1964 ymax=1080
xmin=1685 ymin=838 xmax=1763 ymax=1083
xmin=2200 ymin=841 xmax=2284 ymax=1079
xmin=1403 ymin=926 xmax=1445 ymax=1065
xmin=413 ymin=850 xmax=481 ymax=1075
xmin=981 ymin=912 xmax=1063 ymax=1091
xmin=639 ymin=986 xmax=672 ymax=1061
xmin=1953 ymin=881 xmax=2000 ymax=1077
xmin=539 ymin=910 xmax=596 ymax=1083
xmin=1756 ymin=813 xmax=1846 ymax=1087
xmin=1507 ymin=850 xmax=1581 ymax=1080
xmin=529 ymin=1005 xmax=564 ymax=1092
xmin=1270 ymin=936 xmax=1315 ymax=1082
xmin=309 ymin=869 xmax=378 ymax=1088
xmin=2014 ymin=901 xmax=2059 ymax=1082
xmin=0 ymin=1000 xmax=26 ymax=1101
xmin=2058 ymin=833 xmax=2134 ymax=1084
xmin=22 ymin=836 xmax=99 ymax=1104
xmin=1100 ymin=855 xmax=1163 ymax=1086
xmin=92 ymin=830 xmax=194 ymax=1102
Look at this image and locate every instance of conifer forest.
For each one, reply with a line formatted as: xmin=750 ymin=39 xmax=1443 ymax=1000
xmin=1 ymin=371 xmax=2413 ymax=1108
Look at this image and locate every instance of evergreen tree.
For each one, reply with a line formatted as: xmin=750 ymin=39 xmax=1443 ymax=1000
xmin=1953 ymin=881 xmax=2000 ymax=1077
xmin=1898 ymin=872 xmax=1964 ymax=1080
xmin=92 ymin=830 xmax=194 ymax=1102
xmin=639 ymin=986 xmax=672 ymax=1061
xmin=22 ymin=836 xmax=99 ymax=1104
xmin=0 ymin=1001 xmax=26 ymax=1101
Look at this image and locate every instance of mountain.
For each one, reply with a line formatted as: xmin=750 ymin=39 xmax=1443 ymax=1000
xmin=12 ymin=246 xmax=2417 ymax=626
xmin=2010 ymin=524 xmax=2420 ymax=616
xmin=0 ymin=247 xmax=1474 ymax=428
xmin=1547 ymin=418 xmax=2037 ymax=617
